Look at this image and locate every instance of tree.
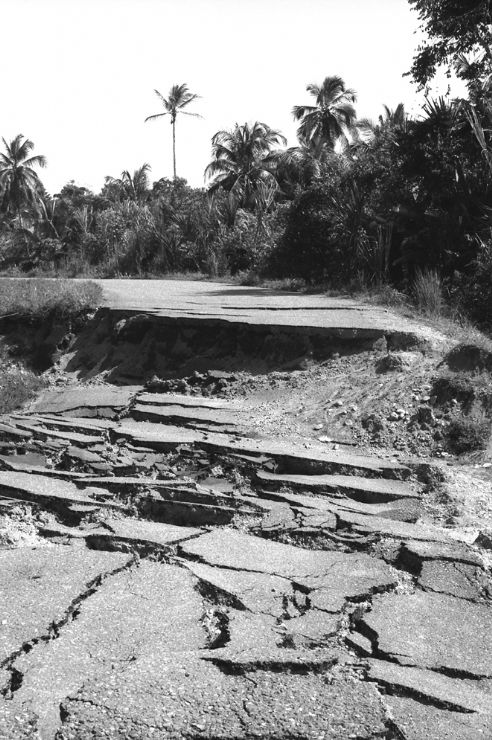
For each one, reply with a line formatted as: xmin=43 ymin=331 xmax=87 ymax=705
xmin=293 ymin=76 xmax=358 ymax=152
xmin=275 ymin=143 xmax=338 ymax=198
xmin=204 ymin=121 xmax=286 ymax=210
xmin=379 ymin=103 xmax=408 ymax=131
xmin=0 ymin=135 xmax=47 ymax=227
xmin=145 ymin=84 xmax=201 ymax=180
xmin=408 ymin=0 xmax=492 ymax=90
xmin=105 ymin=163 xmax=151 ymax=202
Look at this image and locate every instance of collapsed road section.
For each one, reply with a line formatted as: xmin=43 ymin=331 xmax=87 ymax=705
xmin=0 ymin=281 xmax=490 ymax=739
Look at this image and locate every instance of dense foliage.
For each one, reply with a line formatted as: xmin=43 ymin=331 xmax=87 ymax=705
xmin=3 ymin=17 xmax=492 ymax=331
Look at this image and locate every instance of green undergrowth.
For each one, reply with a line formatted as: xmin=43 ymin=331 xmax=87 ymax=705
xmin=0 ymin=278 xmax=102 ymax=320
xmin=0 ymin=366 xmax=46 ymax=414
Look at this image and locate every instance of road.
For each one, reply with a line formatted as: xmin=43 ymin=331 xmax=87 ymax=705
xmin=94 ymin=278 xmax=444 ymax=340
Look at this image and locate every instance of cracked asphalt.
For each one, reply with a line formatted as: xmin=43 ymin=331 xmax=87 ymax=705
xmin=0 ymin=287 xmax=490 ymax=739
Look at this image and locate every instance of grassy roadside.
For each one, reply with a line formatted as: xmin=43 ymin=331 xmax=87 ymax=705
xmin=0 ymin=278 xmax=102 ymax=319
xmin=0 ymin=278 xmax=103 ymax=415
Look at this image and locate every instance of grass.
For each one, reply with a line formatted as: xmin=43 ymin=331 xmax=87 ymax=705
xmin=412 ymin=269 xmax=443 ymax=317
xmin=0 ymin=278 xmax=102 ymax=320
xmin=0 ymin=365 xmax=47 ymax=414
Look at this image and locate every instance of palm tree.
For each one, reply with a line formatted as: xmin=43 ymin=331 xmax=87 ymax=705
xmin=107 ymin=163 xmax=151 ymax=202
xmin=145 ymin=84 xmax=201 ymax=179
xmin=204 ymin=121 xmax=286 ymax=210
xmin=293 ymin=76 xmax=358 ymax=152
xmin=379 ymin=103 xmax=407 ymax=130
xmin=276 ymin=142 xmax=336 ymax=197
xmin=0 ymin=134 xmax=47 ymax=227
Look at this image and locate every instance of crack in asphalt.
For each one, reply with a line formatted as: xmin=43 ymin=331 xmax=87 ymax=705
xmin=0 ymin=554 xmax=138 ymax=701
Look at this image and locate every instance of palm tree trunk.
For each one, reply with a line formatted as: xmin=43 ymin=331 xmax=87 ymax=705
xmin=17 ymin=205 xmax=30 ymax=258
xmin=172 ymin=117 xmax=177 ymax=180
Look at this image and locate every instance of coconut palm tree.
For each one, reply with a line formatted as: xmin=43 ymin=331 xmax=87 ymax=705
xmin=107 ymin=163 xmax=151 ymax=202
xmin=293 ymin=76 xmax=358 ymax=152
xmin=276 ymin=141 xmax=339 ymax=196
xmin=0 ymin=134 xmax=47 ymax=227
xmin=379 ymin=103 xmax=407 ymax=130
xmin=145 ymin=84 xmax=201 ymax=180
xmin=204 ymin=121 xmax=286 ymax=210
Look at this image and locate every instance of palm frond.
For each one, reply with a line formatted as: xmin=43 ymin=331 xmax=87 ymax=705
xmin=23 ymin=154 xmax=47 ymax=169
xmin=145 ymin=112 xmax=167 ymax=122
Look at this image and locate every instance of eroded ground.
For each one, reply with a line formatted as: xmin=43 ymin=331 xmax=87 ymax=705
xmin=0 ymin=292 xmax=491 ymax=739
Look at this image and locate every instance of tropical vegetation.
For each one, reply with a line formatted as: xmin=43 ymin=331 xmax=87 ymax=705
xmin=1 ymin=1 xmax=492 ymax=332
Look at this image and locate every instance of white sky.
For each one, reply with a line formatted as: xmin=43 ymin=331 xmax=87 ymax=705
xmin=1 ymin=0 xmax=455 ymax=194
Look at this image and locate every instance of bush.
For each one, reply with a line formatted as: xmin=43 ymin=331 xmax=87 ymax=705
xmin=214 ymin=209 xmax=281 ymax=276
xmin=457 ymin=239 xmax=492 ymax=332
xmin=446 ymin=418 xmax=490 ymax=454
xmin=0 ymin=367 xmax=46 ymax=414
xmin=412 ymin=269 xmax=443 ymax=316
xmin=272 ymin=182 xmax=350 ymax=283
xmin=0 ymin=278 xmax=102 ymax=319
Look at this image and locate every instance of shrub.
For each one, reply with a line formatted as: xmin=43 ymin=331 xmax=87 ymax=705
xmin=271 ymin=182 xmax=348 ymax=283
xmin=446 ymin=418 xmax=490 ymax=454
xmin=0 ymin=368 xmax=46 ymax=414
xmin=412 ymin=269 xmax=443 ymax=317
xmin=457 ymin=239 xmax=492 ymax=332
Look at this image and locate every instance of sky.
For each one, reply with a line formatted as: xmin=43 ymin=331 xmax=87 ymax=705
xmin=1 ymin=0 xmax=456 ymax=194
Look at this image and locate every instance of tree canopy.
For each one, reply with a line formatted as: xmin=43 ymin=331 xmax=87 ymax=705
xmin=408 ymin=0 xmax=492 ymax=88
xmin=0 ymin=135 xmax=47 ymax=224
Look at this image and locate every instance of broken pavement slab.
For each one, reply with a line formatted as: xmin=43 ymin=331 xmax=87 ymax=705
xmin=417 ymin=559 xmax=490 ymax=600
xmin=88 ymin=517 xmax=203 ymax=550
xmin=28 ymin=385 xmax=140 ymax=417
xmin=182 ymin=559 xmax=294 ymax=616
xmin=358 ymin=590 xmax=492 ymax=676
xmin=137 ymin=392 xmax=237 ymax=409
xmin=1 ymin=562 xmax=204 ymax=740
xmin=56 ymin=654 xmax=389 ymax=740
xmin=382 ymin=695 xmax=492 ymax=740
xmin=256 ymin=470 xmax=418 ymax=502
xmin=180 ymin=528 xmax=398 ymax=611
xmin=367 ymin=658 xmax=492 ymax=715
xmin=0 ymin=546 xmax=131 ymax=661
xmin=0 ymin=471 xmax=127 ymax=512
xmin=131 ymin=402 xmax=241 ymax=430
xmin=115 ymin=420 xmax=410 ymax=478
xmin=97 ymin=278 xmax=444 ymax=349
